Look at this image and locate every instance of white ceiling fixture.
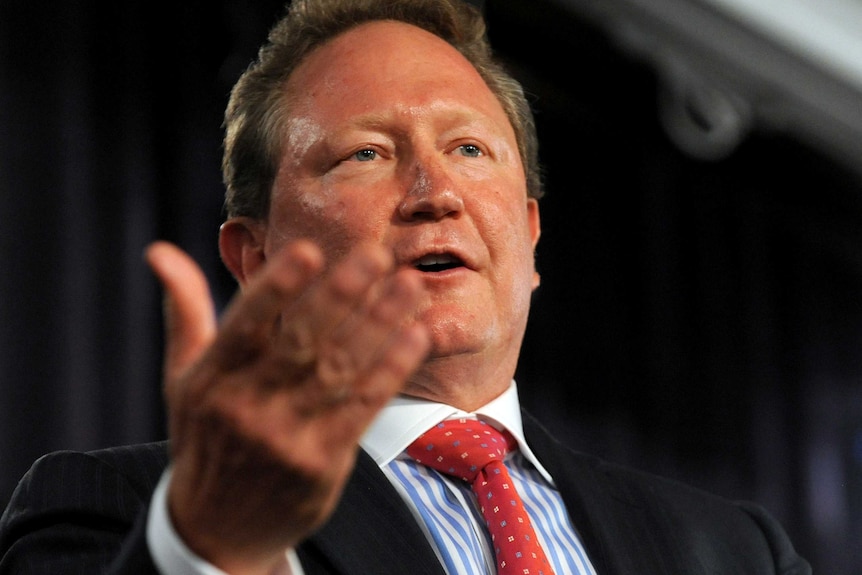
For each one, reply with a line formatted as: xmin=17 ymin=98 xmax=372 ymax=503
xmin=705 ymin=0 xmax=862 ymax=91
xmin=552 ymin=0 xmax=862 ymax=173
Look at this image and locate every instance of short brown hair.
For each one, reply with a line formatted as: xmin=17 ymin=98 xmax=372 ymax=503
xmin=222 ymin=0 xmax=543 ymax=220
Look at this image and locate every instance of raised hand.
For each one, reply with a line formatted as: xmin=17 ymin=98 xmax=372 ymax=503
xmin=145 ymin=239 xmax=430 ymax=575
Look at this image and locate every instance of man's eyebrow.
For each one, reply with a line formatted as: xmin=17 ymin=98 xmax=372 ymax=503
xmin=345 ymin=112 xmax=396 ymax=131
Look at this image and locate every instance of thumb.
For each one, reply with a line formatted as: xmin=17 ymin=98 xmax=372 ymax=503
xmin=145 ymin=241 xmax=218 ymax=383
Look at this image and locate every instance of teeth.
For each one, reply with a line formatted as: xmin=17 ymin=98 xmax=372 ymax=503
xmin=416 ymin=254 xmax=456 ymax=266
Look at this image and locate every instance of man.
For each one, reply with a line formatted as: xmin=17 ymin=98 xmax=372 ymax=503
xmin=0 ymin=0 xmax=810 ymax=574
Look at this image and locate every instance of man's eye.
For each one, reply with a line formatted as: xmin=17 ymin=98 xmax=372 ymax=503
xmin=456 ymin=144 xmax=482 ymax=158
xmin=351 ymin=149 xmax=377 ymax=162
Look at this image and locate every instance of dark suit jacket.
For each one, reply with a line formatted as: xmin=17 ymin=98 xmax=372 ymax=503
xmin=0 ymin=411 xmax=811 ymax=574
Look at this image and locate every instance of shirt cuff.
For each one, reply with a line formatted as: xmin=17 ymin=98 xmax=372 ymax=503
xmin=146 ymin=467 xmax=304 ymax=575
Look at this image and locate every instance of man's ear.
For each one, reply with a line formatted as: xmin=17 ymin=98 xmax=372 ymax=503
xmin=527 ymin=199 xmax=542 ymax=290
xmin=219 ymin=217 xmax=268 ymax=287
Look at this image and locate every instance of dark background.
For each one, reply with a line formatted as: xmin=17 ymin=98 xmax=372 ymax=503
xmin=1 ymin=0 xmax=858 ymax=572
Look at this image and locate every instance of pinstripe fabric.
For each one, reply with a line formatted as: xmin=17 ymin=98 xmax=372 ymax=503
xmin=0 ymin=443 xmax=168 ymax=574
xmin=387 ymin=450 xmax=596 ymax=575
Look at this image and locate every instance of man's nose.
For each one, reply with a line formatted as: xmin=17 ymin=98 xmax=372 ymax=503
xmin=397 ymin=157 xmax=465 ymax=221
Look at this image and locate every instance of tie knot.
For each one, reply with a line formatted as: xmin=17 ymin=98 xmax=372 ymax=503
xmin=406 ymin=418 xmax=516 ymax=482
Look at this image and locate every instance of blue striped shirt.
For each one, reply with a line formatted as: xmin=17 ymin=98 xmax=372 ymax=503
xmin=363 ymin=383 xmax=597 ymax=575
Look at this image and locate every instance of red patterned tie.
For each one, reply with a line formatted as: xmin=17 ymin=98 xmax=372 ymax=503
xmin=406 ymin=418 xmax=556 ymax=575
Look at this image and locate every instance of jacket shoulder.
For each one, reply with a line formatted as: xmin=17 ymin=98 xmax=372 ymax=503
xmin=0 ymin=441 xmax=169 ymax=574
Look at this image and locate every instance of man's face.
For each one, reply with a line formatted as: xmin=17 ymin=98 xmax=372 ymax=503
xmin=264 ymin=20 xmax=540 ymax=389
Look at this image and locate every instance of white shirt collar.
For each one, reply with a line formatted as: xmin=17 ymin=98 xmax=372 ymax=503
xmin=361 ymin=380 xmax=555 ymax=484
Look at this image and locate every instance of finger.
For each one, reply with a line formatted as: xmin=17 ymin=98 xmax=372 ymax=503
xmin=212 ymin=240 xmax=324 ymax=372
xmin=314 ymin=267 xmax=426 ymax=398
xmin=272 ymin=243 xmax=393 ymax=380
xmin=145 ymin=241 xmax=217 ymax=383
xmin=354 ymin=319 xmax=430 ymax=410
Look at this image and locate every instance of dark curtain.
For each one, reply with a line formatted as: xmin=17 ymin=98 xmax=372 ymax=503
xmin=0 ymin=0 xmax=282 ymax=504
xmin=1 ymin=1 xmax=858 ymax=573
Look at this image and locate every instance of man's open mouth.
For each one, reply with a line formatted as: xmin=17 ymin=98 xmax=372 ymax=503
xmin=413 ymin=253 xmax=464 ymax=272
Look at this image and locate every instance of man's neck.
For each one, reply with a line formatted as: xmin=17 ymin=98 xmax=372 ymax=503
xmin=401 ymin=346 xmax=520 ymax=410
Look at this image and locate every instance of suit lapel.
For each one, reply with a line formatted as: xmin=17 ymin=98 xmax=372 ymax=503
xmin=522 ymin=411 xmax=663 ymax=575
xmin=302 ymin=451 xmax=444 ymax=575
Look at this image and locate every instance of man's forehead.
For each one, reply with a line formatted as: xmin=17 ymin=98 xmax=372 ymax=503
xmin=284 ymin=20 xmax=481 ymax=92
xmin=282 ymin=25 xmax=504 ymax=124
